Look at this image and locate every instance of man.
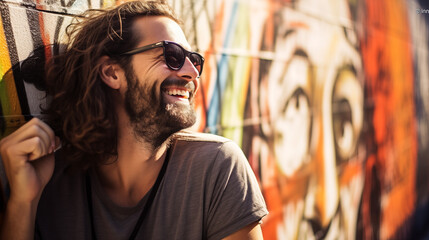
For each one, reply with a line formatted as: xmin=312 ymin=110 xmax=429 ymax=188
xmin=0 ymin=1 xmax=268 ymax=239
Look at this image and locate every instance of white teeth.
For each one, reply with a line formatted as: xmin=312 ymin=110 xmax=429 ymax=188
xmin=166 ymin=89 xmax=190 ymax=99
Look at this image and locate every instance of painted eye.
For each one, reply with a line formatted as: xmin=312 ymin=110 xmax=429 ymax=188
xmin=332 ymin=98 xmax=353 ymax=156
xmin=272 ymin=55 xmax=312 ymax=176
xmin=332 ymin=68 xmax=363 ymax=161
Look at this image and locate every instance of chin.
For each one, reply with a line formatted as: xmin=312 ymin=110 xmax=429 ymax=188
xmin=164 ymin=102 xmax=196 ymax=129
xmin=149 ymin=108 xmax=196 ymax=148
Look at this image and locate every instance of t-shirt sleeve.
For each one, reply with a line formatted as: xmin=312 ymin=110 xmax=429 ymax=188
xmin=205 ymin=141 xmax=268 ymax=240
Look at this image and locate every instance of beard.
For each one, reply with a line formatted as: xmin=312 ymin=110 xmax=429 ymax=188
xmin=123 ymin=65 xmax=196 ymax=148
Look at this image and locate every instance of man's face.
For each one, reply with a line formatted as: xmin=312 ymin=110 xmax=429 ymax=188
xmin=122 ymin=16 xmax=200 ymax=147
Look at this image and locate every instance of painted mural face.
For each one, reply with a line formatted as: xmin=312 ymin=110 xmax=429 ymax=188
xmin=269 ymin=50 xmax=312 ymax=177
xmin=265 ymin=0 xmax=364 ymax=238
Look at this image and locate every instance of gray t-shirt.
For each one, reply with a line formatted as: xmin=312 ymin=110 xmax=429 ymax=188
xmin=34 ymin=131 xmax=268 ymax=239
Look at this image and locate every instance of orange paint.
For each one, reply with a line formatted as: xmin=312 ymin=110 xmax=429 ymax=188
xmin=360 ymin=0 xmax=417 ymax=238
xmin=314 ymin=118 xmax=328 ymax=226
xmin=339 ymin=160 xmax=362 ymax=186
xmin=261 ymin=182 xmax=284 ymax=240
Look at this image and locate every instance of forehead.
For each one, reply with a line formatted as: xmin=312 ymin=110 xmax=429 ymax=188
xmin=132 ymin=16 xmax=190 ymax=49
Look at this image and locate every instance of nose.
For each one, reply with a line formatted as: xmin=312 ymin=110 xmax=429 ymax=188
xmin=178 ymin=57 xmax=200 ymax=80
xmin=177 ymin=57 xmax=200 ymax=91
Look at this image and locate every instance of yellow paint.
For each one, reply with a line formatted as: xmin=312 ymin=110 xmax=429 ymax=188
xmin=0 ymin=15 xmax=24 ymax=137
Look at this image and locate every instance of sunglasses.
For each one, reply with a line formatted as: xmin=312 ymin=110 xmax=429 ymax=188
xmin=120 ymin=40 xmax=204 ymax=76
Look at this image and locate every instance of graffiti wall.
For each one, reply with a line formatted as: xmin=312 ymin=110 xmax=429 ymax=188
xmin=0 ymin=0 xmax=428 ymax=239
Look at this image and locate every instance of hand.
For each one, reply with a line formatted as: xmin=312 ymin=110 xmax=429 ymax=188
xmin=0 ymin=118 xmax=58 ymax=204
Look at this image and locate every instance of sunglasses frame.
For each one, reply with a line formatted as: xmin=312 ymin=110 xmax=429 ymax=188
xmin=119 ymin=40 xmax=204 ymax=76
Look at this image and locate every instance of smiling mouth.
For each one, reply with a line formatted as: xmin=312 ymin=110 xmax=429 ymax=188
xmin=161 ymin=79 xmax=196 ymax=101
xmin=164 ymin=88 xmax=191 ymax=99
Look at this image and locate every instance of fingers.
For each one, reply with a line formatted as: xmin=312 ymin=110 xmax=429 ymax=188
xmin=0 ymin=118 xmax=58 ymax=204
xmin=1 ymin=118 xmax=57 ymax=161
xmin=15 ymin=118 xmax=55 ymax=151
xmin=22 ymin=137 xmax=51 ymax=161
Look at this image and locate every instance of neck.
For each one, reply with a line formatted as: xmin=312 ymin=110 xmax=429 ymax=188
xmin=95 ymin=108 xmax=171 ymax=207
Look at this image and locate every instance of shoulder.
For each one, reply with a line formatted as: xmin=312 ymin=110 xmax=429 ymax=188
xmin=173 ymin=130 xmax=243 ymax=152
xmin=173 ymin=130 xmax=232 ymax=144
xmin=50 ymin=149 xmax=81 ymax=181
xmin=170 ymin=130 xmax=253 ymax=189
xmin=171 ymin=130 xmax=246 ymax=165
xmin=40 ymin=149 xmax=86 ymax=201
xmin=170 ymin=133 xmax=267 ymax=240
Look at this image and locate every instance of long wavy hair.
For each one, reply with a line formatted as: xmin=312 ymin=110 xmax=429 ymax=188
xmin=43 ymin=1 xmax=180 ymax=169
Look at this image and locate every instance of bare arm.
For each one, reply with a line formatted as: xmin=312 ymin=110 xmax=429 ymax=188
xmin=222 ymin=222 xmax=264 ymax=240
xmin=1 ymin=198 xmax=38 ymax=240
xmin=0 ymin=118 xmax=57 ymax=240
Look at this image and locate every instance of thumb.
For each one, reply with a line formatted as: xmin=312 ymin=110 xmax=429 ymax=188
xmin=54 ymin=137 xmax=62 ymax=153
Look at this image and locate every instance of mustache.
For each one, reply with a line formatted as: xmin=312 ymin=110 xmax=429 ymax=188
xmin=161 ymin=79 xmax=196 ymax=93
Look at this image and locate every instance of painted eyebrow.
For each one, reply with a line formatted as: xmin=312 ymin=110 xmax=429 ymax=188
xmin=284 ymin=29 xmax=296 ymax=38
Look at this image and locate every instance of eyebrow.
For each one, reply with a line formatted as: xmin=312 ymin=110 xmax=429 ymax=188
xmin=284 ymin=29 xmax=296 ymax=38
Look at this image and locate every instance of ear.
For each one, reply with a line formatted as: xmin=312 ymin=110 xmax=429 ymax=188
xmin=98 ymin=56 xmax=123 ymax=90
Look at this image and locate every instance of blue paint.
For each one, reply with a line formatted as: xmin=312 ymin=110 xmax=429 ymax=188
xmin=206 ymin=0 xmax=238 ymax=134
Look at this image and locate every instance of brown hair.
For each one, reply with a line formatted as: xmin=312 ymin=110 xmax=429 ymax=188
xmin=44 ymin=1 xmax=180 ymax=168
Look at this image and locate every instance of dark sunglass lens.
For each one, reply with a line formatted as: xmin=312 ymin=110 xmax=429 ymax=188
xmin=165 ymin=44 xmax=184 ymax=69
xmin=189 ymin=53 xmax=202 ymax=66
xmin=189 ymin=53 xmax=202 ymax=72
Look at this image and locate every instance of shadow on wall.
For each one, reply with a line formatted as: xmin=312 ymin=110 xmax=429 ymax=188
xmin=0 ymin=45 xmax=59 ymax=136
